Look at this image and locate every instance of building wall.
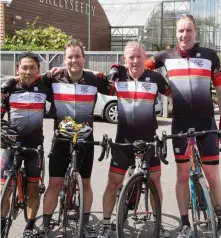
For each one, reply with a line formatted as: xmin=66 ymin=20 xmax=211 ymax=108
xmin=3 ymin=0 xmax=111 ymax=50
xmin=0 ymin=2 xmax=5 ymax=44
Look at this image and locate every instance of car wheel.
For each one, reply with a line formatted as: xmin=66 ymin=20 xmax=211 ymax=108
xmin=104 ymin=102 xmax=118 ymax=124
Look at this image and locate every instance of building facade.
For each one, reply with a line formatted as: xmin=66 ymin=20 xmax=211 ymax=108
xmin=143 ymin=0 xmax=221 ymax=52
xmin=0 ymin=0 xmax=111 ymax=51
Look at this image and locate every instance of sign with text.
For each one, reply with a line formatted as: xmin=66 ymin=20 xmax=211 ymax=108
xmin=39 ymin=0 xmax=96 ymax=16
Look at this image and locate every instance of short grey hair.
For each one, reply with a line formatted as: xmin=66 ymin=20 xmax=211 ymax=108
xmin=124 ymin=41 xmax=146 ymax=55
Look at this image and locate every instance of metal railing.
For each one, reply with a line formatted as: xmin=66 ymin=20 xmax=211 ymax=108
xmin=0 ymin=51 xmax=159 ymax=76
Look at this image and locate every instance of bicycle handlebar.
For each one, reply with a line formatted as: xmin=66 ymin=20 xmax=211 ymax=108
xmin=54 ymin=130 xmax=109 ymax=162
xmin=162 ymin=129 xmax=221 ymax=140
xmin=161 ymin=129 xmax=221 ymax=157
xmin=106 ymin=136 xmax=169 ymax=165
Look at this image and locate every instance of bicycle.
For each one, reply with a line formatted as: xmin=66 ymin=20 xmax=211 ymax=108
xmin=0 ymin=119 xmax=45 ymax=238
xmin=37 ymin=117 xmax=109 ymax=238
xmin=106 ymin=135 xmax=169 ymax=238
xmin=161 ymin=128 xmax=221 ymax=238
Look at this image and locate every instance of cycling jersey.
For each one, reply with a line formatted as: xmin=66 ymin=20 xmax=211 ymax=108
xmin=1 ymin=79 xmax=48 ymax=144
xmin=107 ymin=68 xmax=171 ymax=135
xmin=1 ymin=79 xmax=49 ymax=182
xmin=41 ymin=69 xmax=110 ymax=129
xmin=41 ymin=69 xmax=110 ymax=179
xmin=145 ymin=43 xmax=221 ymax=120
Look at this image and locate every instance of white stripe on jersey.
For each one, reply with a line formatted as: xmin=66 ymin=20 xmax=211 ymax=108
xmin=9 ymin=92 xmax=46 ymax=103
xmin=116 ymin=81 xmax=157 ymax=94
xmin=52 ymin=83 xmax=97 ymax=95
xmin=165 ymin=58 xmax=212 ymax=71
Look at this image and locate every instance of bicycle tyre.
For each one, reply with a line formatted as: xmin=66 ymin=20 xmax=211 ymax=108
xmin=63 ymin=171 xmax=84 ymax=238
xmin=191 ymin=176 xmax=216 ymax=238
xmin=116 ymin=171 xmax=161 ymax=238
xmin=1 ymin=175 xmax=17 ymax=238
xmin=39 ymin=155 xmax=45 ymax=194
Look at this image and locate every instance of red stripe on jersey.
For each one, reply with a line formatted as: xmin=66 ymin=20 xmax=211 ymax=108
xmin=213 ymin=71 xmax=221 ymax=87
xmin=118 ymin=91 xmax=155 ymax=100
xmin=10 ymin=102 xmax=44 ymax=110
xmin=54 ymin=93 xmax=95 ymax=102
xmin=168 ymin=68 xmax=211 ymax=77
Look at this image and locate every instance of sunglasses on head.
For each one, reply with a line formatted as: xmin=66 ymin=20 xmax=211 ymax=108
xmin=177 ymin=14 xmax=195 ymax=22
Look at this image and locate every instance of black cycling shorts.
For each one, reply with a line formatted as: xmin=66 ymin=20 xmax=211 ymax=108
xmin=172 ymin=117 xmax=219 ymax=165
xmin=49 ymin=133 xmax=94 ymax=179
xmin=1 ymin=146 xmax=41 ymax=183
xmin=110 ymin=131 xmax=161 ymax=175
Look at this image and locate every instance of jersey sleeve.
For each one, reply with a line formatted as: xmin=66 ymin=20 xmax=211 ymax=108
xmin=1 ymin=97 xmax=9 ymax=119
xmin=96 ymin=72 xmax=116 ymax=96
xmin=145 ymin=51 xmax=166 ymax=70
xmin=155 ymin=72 xmax=171 ymax=96
xmin=1 ymin=78 xmax=15 ymax=119
xmin=211 ymin=52 xmax=221 ymax=87
xmin=40 ymin=73 xmax=53 ymax=88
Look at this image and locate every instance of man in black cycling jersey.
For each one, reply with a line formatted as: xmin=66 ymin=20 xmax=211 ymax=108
xmin=144 ymin=14 xmax=221 ymax=238
xmin=96 ymin=41 xmax=171 ymax=238
xmin=51 ymin=40 xmax=171 ymax=238
xmin=1 ymin=39 xmax=112 ymax=238
xmin=37 ymin=39 xmax=112 ymax=238
xmin=1 ymin=52 xmax=49 ymax=238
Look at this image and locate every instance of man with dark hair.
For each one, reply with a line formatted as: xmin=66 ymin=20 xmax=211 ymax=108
xmin=1 ymin=52 xmax=49 ymax=238
xmin=36 ymin=38 xmax=111 ymax=237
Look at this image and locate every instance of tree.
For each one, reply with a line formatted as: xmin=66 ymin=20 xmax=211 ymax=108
xmin=1 ymin=17 xmax=72 ymax=51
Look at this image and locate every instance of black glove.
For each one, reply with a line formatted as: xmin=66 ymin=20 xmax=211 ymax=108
xmin=1 ymin=78 xmax=16 ymax=94
xmin=108 ymin=64 xmax=126 ymax=82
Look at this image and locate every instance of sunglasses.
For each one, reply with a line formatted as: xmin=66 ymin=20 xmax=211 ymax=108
xmin=177 ymin=14 xmax=196 ymax=22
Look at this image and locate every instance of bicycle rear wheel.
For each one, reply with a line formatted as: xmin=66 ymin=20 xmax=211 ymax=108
xmin=191 ymin=176 xmax=216 ymax=238
xmin=63 ymin=171 xmax=84 ymax=238
xmin=1 ymin=176 xmax=17 ymax=238
xmin=116 ymin=172 xmax=161 ymax=238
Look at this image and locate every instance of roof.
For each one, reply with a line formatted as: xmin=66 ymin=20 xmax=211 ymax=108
xmin=98 ymin=0 xmax=161 ymax=26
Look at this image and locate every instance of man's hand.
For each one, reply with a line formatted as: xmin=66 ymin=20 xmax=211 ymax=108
xmin=1 ymin=78 xmax=17 ymax=100
xmin=108 ymin=64 xmax=125 ymax=82
xmin=47 ymin=67 xmax=66 ymax=77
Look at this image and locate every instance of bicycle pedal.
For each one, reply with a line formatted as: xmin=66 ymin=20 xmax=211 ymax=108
xmin=39 ymin=184 xmax=45 ymax=194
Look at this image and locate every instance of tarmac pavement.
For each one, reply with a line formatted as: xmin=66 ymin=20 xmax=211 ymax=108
xmin=6 ymin=115 xmax=221 ymax=238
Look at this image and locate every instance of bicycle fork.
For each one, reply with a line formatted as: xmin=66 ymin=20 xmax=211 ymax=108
xmin=131 ymin=173 xmax=152 ymax=222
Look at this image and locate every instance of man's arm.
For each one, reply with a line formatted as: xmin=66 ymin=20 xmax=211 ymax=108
xmin=96 ymin=64 xmax=126 ymax=96
xmin=212 ymin=66 xmax=221 ymax=129
xmin=155 ymin=72 xmax=171 ymax=97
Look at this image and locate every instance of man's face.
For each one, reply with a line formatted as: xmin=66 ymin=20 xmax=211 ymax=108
xmin=123 ymin=46 xmax=146 ymax=79
xmin=64 ymin=46 xmax=86 ymax=75
xmin=17 ymin=57 xmax=40 ymax=86
xmin=176 ymin=19 xmax=197 ymax=51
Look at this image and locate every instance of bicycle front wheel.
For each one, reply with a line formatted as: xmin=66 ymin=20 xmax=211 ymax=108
xmin=191 ymin=176 xmax=216 ymax=238
xmin=63 ymin=171 xmax=84 ymax=238
xmin=1 ymin=175 xmax=17 ymax=238
xmin=116 ymin=172 xmax=161 ymax=238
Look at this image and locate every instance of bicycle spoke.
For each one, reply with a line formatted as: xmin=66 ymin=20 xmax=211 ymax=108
xmin=62 ymin=171 xmax=84 ymax=237
xmin=191 ymin=177 xmax=216 ymax=238
xmin=117 ymin=172 xmax=161 ymax=238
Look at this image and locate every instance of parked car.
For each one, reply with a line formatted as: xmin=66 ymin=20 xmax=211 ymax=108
xmin=94 ymin=93 xmax=162 ymax=123
xmin=45 ymin=93 xmax=162 ymax=124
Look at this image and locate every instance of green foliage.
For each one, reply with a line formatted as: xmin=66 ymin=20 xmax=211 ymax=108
xmin=152 ymin=44 xmax=172 ymax=51
xmin=1 ymin=17 xmax=72 ymax=51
